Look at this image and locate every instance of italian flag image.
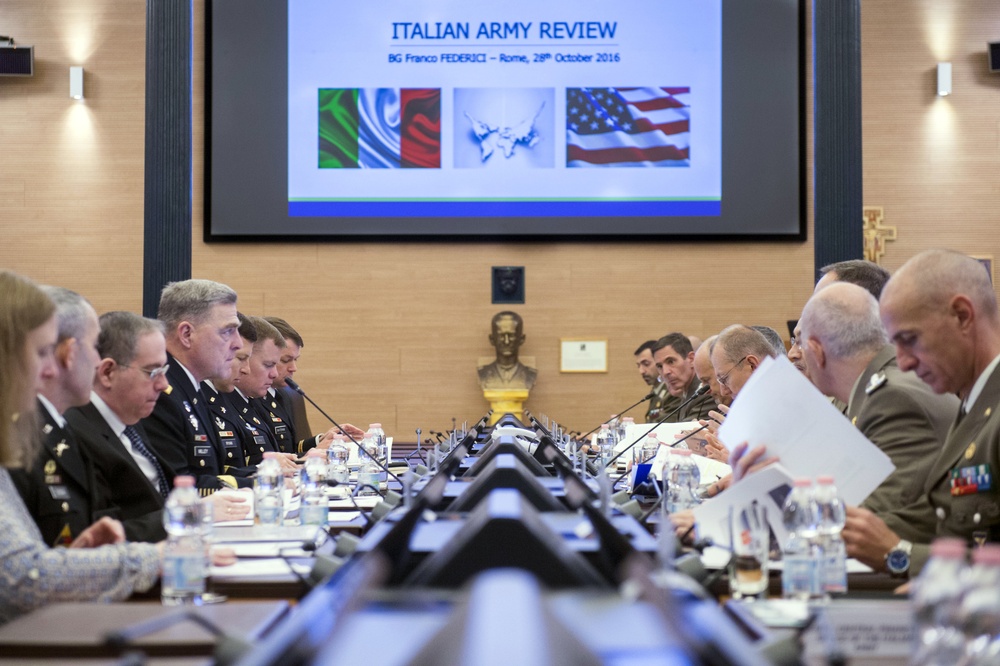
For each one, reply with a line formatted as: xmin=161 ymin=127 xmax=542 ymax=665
xmin=319 ymin=88 xmax=441 ymax=168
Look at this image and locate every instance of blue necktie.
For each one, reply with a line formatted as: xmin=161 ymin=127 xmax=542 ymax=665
xmin=124 ymin=425 xmax=170 ymax=499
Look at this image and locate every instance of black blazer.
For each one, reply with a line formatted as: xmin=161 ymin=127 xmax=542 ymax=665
xmin=65 ymin=401 xmax=169 ymax=542
xmin=10 ymin=400 xmax=104 ymax=546
xmin=142 ymin=354 xmax=229 ymax=494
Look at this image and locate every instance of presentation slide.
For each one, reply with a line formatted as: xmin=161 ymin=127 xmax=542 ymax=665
xmin=287 ymin=0 xmax=722 ymax=219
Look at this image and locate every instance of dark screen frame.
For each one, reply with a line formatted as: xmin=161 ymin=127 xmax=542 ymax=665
xmin=205 ymin=0 xmax=806 ymax=243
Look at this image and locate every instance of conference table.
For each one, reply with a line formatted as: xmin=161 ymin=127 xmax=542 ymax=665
xmin=0 ymin=427 xmax=914 ymax=665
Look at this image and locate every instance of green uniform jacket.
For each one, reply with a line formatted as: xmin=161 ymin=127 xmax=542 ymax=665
xmin=882 ymin=361 xmax=1000 ymax=572
xmin=847 ymin=346 xmax=959 ymax=542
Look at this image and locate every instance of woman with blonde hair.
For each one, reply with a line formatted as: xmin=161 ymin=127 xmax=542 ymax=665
xmin=0 ymin=271 xmax=160 ymax=624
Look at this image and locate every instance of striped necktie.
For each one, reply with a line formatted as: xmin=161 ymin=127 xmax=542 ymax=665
xmin=124 ymin=425 xmax=170 ymax=499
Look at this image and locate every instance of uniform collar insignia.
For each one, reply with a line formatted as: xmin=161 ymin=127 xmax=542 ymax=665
xmin=865 ymin=371 xmax=887 ymax=395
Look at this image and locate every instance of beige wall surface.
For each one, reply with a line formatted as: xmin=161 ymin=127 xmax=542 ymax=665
xmin=2 ymin=1 xmax=994 ymax=438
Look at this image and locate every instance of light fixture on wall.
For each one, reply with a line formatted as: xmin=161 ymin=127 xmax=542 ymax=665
xmin=70 ymin=66 xmax=84 ymax=99
xmin=937 ymin=62 xmax=952 ymax=96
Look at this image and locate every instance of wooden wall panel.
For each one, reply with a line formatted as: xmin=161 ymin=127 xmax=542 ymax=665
xmin=861 ymin=0 xmax=1000 ymax=274
xmin=0 ymin=0 xmax=146 ymax=316
xmin=16 ymin=1 xmax=997 ymax=441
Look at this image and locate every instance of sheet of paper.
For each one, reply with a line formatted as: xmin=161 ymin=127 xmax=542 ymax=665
xmin=692 ymin=463 xmax=795 ymax=547
xmin=717 ymin=355 xmax=895 ymax=505
xmin=327 ymin=511 xmax=361 ymax=523
xmin=209 ymin=558 xmax=292 ymax=578
xmin=210 ymin=488 xmax=255 ymax=525
xmin=329 ymin=496 xmax=381 ymax=510
xmin=226 ymin=541 xmax=310 ymax=558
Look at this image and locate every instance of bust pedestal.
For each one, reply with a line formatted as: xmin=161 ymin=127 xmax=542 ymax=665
xmin=482 ymin=389 xmax=529 ymax=425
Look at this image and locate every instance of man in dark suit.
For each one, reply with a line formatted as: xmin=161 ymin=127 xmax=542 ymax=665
xmin=798 ymin=281 xmax=959 ymax=540
xmin=203 ymin=312 xmax=261 ymax=475
xmin=843 ymin=250 xmax=1000 ymax=576
xmin=11 ymin=287 xmax=106 ymax=546
xmin=65 ymin=311 xmax=174 ymax=542
xmin=142 ymin=279 xmax=247 ymax=495
xmin=68 ymin=311 xmax=251 ymax=540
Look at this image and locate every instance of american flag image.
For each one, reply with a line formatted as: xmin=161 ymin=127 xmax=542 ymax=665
xmin=566 ymin=87 xmax=690 ymax=167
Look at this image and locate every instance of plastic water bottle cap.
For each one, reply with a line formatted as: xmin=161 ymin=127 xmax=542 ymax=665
xmin=816 ymin=475 xmax=835 ymax=485
xmin=929 ymin=537 xmax=968 ymax=559
xmin=972 ymin=544 xmax=1000 ymax=565
xmin=173 ymin=475 xmax=195 ymax=488
xmin=370 ymin=423 xmax=381 ymax=429
xmin=793 ymin=478 xmax=812 ymax=487
xmin=601 ymin=423 xmax=609 ymax=428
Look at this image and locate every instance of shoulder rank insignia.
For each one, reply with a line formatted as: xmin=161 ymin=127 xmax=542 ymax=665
xmin=165 ymin=384 xmax=173 ymax=395
xmin=209 ymin=395 xmax=216 ymax=404
xmin=865 ymin=371 xmax=887 ymax=395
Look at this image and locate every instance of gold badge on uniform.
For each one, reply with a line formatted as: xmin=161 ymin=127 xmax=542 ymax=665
xmin=987 ymin=407 xmax=993 ymax=418
xmin=851 ymin=416 xmax=858 ymax=426
xmin=165 ymin=384 xmax=174 ymax=395
xmin=44 ymin=460 xmax=57 ymax=475
xmin=966 ymin=442 xmax=977 ymax=460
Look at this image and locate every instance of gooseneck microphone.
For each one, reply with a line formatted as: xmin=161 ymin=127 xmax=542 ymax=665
xmin=284 ymin=377 xmax=403 ymax=486
xmin=601 ymin=383 xmax=711 ymax=472
xmin=576 ymin=390 xmax=656 ymax=442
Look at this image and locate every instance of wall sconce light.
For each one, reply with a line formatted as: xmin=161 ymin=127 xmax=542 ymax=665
xmin=70 ymin=66 xmax=84 ymax=99
xmin=937 ymin=62 xmax=952 ymax=96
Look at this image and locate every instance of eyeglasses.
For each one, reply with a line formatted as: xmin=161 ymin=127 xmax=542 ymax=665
xmin=789 ymin=336 xmax=801 ymax=349
xmin=717 ymin=356 xmax=748 ymax=389
xmin=122 ymin=363 xmax=170 ymax=381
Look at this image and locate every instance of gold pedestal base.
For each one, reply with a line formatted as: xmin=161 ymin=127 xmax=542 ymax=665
xmin=483 ymin=389 xmax=530 ymax=425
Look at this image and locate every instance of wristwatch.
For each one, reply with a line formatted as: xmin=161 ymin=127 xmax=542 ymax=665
xmin=885 ymin=539 xmax=913 ymax=577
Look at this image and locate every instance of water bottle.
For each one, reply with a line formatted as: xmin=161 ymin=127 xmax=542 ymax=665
xmin=369 ymin=422 xmax=388 ymax=457
xmin=781 ymin=478 xmax=821 ymax=600
xmin=635 ymin=432 xmax=660 ymax=467
xmin=327 ymin=438 xmax=350 ymax=497
xmin=161 ymin=476 xmax=206 ymax=605
xmin=617 ymin=416 xmax=633 ymax=445
xmin=300 ymin=450 xmax=329 ymax=527
xmin=911 ymin=537 xmax=969 ymax=665
xmin=632 ymin=433 xmax=660 ymax=492
xmin=665 ymin=449 xmax=701 ymax=513
xmin=255 ymin=452 xmax=284 ymax=529
xmin=363 ymin=427 xmax=387 ymax=487
xmin=356 ymin=431 xmax=381 ymax=496
xmin=814 ymin=475 xmax=847 ymax=595
xmin=595 ymin=423 xmax=616 ymax=471
xmin=957 ymin=544 xmax=1000 ymax=665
